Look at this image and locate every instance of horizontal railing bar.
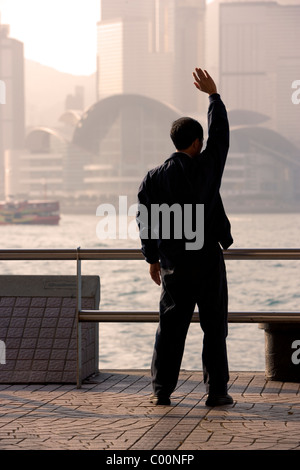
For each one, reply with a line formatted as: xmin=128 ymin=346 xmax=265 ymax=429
xmin=79 ymin=310 xmax=300 ymax=323
xmin=0 ymin=248 xmax=299 ymax=261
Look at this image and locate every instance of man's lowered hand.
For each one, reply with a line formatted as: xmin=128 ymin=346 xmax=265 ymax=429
xmin=149 ymin=262 xmax=161 ymax=286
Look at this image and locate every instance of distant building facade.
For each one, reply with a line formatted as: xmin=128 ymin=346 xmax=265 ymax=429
xmin=222 ymin=121 xmax=300 ymax=210
xmin=96 ymin=0 xmax=206 ymax=113
xmin=206 ymin=0 xmax=300 ymax=147
xmin=0 ymin=24 xmax=25 ymax=198
xmin=65 ymin=86 xmax=85 ymax=112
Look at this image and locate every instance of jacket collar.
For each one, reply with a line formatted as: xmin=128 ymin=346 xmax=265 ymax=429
xmin=166 ymin=151 xmax=193 ymax=162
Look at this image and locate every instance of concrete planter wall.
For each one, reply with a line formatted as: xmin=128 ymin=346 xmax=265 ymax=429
xmin=260 ymin=323 xmax=300 ymax=382
xmin=0 ymin=275 xmax=100 ymax=384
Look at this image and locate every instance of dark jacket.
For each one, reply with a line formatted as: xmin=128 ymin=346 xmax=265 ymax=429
xmin=137 ymin=93 xmax=233 ymax=268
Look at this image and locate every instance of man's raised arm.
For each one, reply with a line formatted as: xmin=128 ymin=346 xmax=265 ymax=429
xmin=193 ymin=68 xmax=229 ymax=183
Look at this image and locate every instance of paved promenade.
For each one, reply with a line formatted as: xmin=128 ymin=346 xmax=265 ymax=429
xmin=0 ymin=370 xmax=300 ymax=451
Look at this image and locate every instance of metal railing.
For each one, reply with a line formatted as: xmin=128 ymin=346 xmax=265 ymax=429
xmin=0 ymin=247 xmax=300 ymax=388
xmin=73 ymin=248 xmax=300 ymax=326
xmin=1 ymin=246 xmax=299 ymax=321
xmin=0 ymin=247 xmax=299 ymax=261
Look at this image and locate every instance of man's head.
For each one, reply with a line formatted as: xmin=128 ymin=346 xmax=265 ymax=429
xmin=170 ymin=117 xmax=203 ymax=157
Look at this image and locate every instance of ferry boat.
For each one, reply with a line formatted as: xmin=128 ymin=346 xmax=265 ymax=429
xmin=0 ymin=200 xmax=60 ymax=225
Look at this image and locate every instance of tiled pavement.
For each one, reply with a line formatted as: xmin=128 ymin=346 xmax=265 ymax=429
xmin=0 ymin=370 xmax=300 ymax=451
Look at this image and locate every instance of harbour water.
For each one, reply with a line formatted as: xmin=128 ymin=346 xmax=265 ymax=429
xmin=0 ymin=211 xmax=299 ymax=371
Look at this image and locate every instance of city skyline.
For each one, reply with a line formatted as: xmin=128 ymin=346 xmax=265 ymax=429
xmin=1 ymin=0 xmax=300 ymax=77
xmin=0 ymin=0 xmax=299 ymax=212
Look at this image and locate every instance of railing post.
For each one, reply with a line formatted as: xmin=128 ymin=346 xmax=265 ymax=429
xmin=76 ymin=247 xmax=82 ymax=389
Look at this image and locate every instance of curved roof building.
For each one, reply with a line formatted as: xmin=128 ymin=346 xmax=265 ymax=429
xmin=20 ymin=97 xmax=299 ymax=209
xmin=228 ymin=109 xmax=270 ymax=127
xmin=59 ymin=110 xmax=82 ymax=128
xmin=69 ymin=94 xmax=182 ymax=199
xmin=230 ymin=126 xmax=300 ymax=167
xmin=25 ymin=127 xmax=67 ymax=154
xmin=70 ymin=95 xmax=300 ymax=205
xmin=222 ymin=124 xmax=300 ymax=206
xmin=73 ymin=93 xmax=180 ymax=155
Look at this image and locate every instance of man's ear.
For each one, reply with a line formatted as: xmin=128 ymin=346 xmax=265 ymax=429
xmin=192 ymin=138 xmax=199 ymax=148
xmin=193 ymin=137 xmax=202 ymax=153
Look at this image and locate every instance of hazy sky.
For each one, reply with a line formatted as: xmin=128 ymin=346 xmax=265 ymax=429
xmin=1 ymin=0 xmax=300 ymax=75
xmin=0 ymin=0 xmax=99 ymax=75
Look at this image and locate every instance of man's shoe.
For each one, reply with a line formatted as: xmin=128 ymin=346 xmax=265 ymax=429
xmin=205 ymin=394 xmax=233 ymax=407
xmin=150 ymin=395 xmax=171 ymax=406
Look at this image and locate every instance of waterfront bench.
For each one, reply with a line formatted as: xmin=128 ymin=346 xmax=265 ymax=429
xmin=78 ymin=309 xmax=300 ymax=386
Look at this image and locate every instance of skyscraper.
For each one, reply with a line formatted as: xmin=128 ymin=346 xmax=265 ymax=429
xmin=206 ymin=0 xmax=300 ymax=146
xmin=0 ymin=23 xmax=25 ymax=197
xmin=97 ymin=0 xmax=206 ymax=113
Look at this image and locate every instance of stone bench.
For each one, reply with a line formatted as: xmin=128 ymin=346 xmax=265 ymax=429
xmin=78 ymin=310 xmax=300 ymax=383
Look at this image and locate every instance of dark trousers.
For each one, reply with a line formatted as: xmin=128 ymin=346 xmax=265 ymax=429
xmin=151 ymin=243 xmax=230 ymax=397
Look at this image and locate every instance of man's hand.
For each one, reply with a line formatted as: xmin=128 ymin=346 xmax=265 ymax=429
xmin=149 ymin=262 xmax=161 ymax=286
xmin=193 ymin=68 xmax=217 ymax=95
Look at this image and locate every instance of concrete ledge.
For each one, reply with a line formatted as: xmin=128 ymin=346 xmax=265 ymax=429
xmin=260 ymin=322 xmax=300 ymax=382
xmin=0 ymin=275 xmax=100 ymax=384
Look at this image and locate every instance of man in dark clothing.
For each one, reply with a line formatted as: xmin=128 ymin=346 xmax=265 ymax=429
xmin=136 ymin=68 xmax=233 ymax=407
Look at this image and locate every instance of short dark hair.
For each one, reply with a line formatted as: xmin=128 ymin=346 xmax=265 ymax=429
xmin=170 ymin=117 xmax=203 ymax=150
